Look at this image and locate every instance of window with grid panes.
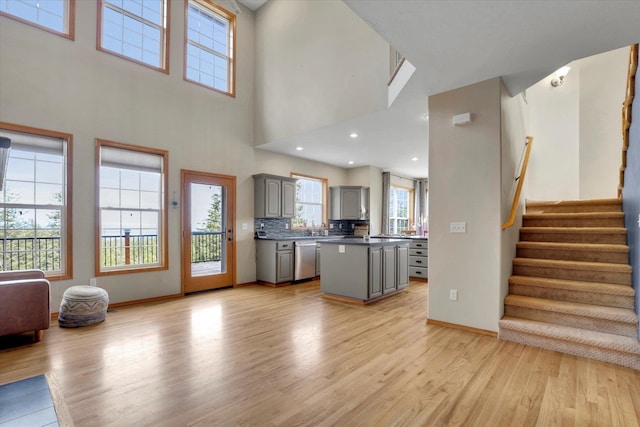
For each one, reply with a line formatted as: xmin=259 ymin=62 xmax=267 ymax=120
xmin=0 ymin=0 xmax=75 ymax=39
xmin=389 ymin=186 xmax=413 ymax=235
xmin=292 ymin=174 xmax=326 ymax=229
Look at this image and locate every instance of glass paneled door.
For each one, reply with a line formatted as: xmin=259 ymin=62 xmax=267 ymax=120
xmin=182 ymin=170 xmax=236 ymax=293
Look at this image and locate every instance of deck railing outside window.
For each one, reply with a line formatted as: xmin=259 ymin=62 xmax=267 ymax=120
xmin=0 ymin=231 xmax=223 ymax=271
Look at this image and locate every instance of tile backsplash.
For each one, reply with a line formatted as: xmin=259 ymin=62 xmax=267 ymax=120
xmin=253 ymin=218 xmax=369 ymax=238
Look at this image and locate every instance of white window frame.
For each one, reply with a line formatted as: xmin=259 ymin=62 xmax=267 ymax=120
xmin=97 ymin=0 xmax=169 ymax=73
xmin=0 ymin=0 xmax=75 ymax=40
xmin=0 ymin=123 xmax=73 ymax=280
xmin=388 ymin=185 xmax=413 ymax=235
xmin=96 ymin=139 xmax=168 ymax=275
xmin=291 ymin=173 xmax=327 ymax=229
xmin=184 ymin=0 xmax=236 ymax=96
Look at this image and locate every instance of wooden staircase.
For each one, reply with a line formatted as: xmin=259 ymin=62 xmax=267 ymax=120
xmin=499 ymin=198 xmax=640 ymax=369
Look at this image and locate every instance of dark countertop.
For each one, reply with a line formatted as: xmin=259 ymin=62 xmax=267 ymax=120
xmin=372 ymin=235 xmax=429 ymax=240
xmin=255 ymin=236 xmax=346 ymax=241
xmin=319 ymin=237 xmax=410 ymax=246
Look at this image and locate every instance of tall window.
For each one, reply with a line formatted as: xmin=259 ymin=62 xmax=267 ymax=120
xmin=389 ymin=186 xmax=413 ymax=235
xmin=96 ymin=139 xmax=167 ymax=275
xmin=0 ymin=123 xmax=72 ymax=280
xmin=97 ymin=0 xmax=169 ymax=72
xmin=0 ymin=0 xmax=75 ymax=39
xmin=185 ymin=0 xmax=236 ymax=96
xmin=292 ymin=174 xmax=327 ymax=229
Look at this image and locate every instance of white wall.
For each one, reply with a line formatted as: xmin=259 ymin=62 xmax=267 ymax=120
xmin=428 ymin=78 xmax=503 ymax=332
xmin=254 ymin=0 xmax=389 ymax=145
xmin=0 ymin=2 xmax=350 ymax=310
xmin=500 ymin=81 xmax=531 ymax=319
xmin=526 ymin=66 xmax=580 ymax=201
xmin=579 ymin=47 xmax=629 ymax=198
xmin=526 ymin=47 xmax=628 ymax=200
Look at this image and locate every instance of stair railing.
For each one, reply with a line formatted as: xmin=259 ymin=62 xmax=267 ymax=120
xmin=502 ymin=136 xmax=534 ymax=230
xmin=618 ymin=43 xmax=638 ymax=198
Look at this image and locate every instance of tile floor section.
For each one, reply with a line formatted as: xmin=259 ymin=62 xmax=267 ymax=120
xmin=0 ymin=375 xmax=59 ymax=426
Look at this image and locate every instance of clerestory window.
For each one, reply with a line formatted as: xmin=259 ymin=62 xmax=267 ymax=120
xmin=185 ymin=0 xmax=236 ymax=96
xmin=0 ymin=0 xmax=75 ymax=39
xmin=97 ymin=0 xmax=169 ymax=72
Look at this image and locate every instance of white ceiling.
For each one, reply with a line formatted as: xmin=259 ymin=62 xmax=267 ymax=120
xmin=246 ymin=0 xmax=640 ymax=179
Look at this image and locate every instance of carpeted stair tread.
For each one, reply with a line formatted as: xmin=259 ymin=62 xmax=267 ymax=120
xmin=516 ymin=241 xmax=628 ymax=253
xmin=509 ymin=275 xmax=635 ymax=296
xmin=499 ymin=316 xmax=640 ymax=354
xmin=526 ymin=198 xmax=622 ymax=213
xmin=504 ymin=295 xmax=638 ymax=324
xmin=519 ymin=227 xmax=627 ymax=244
xmin=513 ymin=257 xmax=632 ymax=273
xmin=522 ymin=212 xmax=625 ymax=228
xmin=516 ymin=241 xmax=629 ymax=264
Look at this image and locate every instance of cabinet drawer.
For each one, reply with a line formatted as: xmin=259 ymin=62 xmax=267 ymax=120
xmin=409 ymin=256 xmax=427 ymax=267
xmin=410 ymin=248 xmax=428 ymax=257
xmin=409 ymin=266 xmax=428 ymax=278
xmin=276 ymin=241 xmax=293 ymax=250
xmin=410 ymin=241 xmax=428 ymax=249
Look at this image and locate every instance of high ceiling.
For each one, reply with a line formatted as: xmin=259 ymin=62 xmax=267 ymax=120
xmin=245 ymin=0 xmax=640 ymax=179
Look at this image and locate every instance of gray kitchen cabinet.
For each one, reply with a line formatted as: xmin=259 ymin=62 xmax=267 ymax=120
xmin=396 ymin=244 xmax=409 ymax=289
xmin=320 ymin=239 xmax=409 ymax=302
xmin=382 ymin=245 xmax=396 ymax=294
xmin=253 ymin=174 xmax=297 ymax=218
xmin=368 ymin=246 xmax=382 ymax=298
xmin=329 ymin=186 xmax=369 ymax=220
xmin=256 ymin=240 xmax=294 ymax=284
xmin=409 ymin=238 xmax=428 ymax=280
xmin=315 ymin=244 xmax=321 ymax=277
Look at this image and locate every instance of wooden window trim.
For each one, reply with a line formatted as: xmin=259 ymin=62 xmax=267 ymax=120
xmin=95 ymin=139 xmax=168 ymax=277
xmin=0 ymin=0 xmax=76 ymax=40
xmin=290 ymin=172 xmax=328 ymax=229
xmin=96 ymin=0 xmax=171 ymax=74
xmin=183 ymin=0 xmax=236 ymax=98
xmin=0 ymin=121 xmax=73 ymax=281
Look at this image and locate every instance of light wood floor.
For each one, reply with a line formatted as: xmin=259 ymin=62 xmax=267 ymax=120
xmin=1 ymin=280 xmax=639 ymax=426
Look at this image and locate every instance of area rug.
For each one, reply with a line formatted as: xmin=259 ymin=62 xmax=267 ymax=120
xmin=0 ymin=375 xmax=60 ymax=426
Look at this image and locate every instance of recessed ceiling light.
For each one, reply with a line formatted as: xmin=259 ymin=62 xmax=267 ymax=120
xmin=349 ymin=133 xmax=358 ymax=138
xmin=348 ymin=160 xmax=354 ymax=165
xmin=411 ymin=157 xmax=419 ymax=161
xmin=296 ymin=146 xmax=304 ymax=151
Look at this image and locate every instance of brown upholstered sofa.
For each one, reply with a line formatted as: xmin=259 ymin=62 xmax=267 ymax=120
xmin=0 ymin=270 xmax=51 ymax=342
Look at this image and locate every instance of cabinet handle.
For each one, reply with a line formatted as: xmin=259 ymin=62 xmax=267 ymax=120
xmin=416 ymin=251 xmax=422 ymax=255
xmin=416 ymin=260 xmax=422 ymax=264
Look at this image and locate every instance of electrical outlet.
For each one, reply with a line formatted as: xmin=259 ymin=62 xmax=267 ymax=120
xmin=329 ymin=223 xmax=334 ymax=229
xmin=241 ymin=223 xmax=248 ymax=230
xmin=285 ymin=223 xmax=289 ymax=230
xmin=449 ymin=289 xmax=458 ymax=301
xmin=90 ymin=278 xmax=97 ymax=287
xmin=260 ymin=223 xmax=264 ymax=229
xmin=450 ymin=222 xmax=466 ymax=233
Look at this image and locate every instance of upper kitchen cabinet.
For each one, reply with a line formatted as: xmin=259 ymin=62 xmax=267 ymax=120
xmin=330 ymin=186 xmax=369 ymax=220
xmin=253 ymin=174 xmax=297 ymax=218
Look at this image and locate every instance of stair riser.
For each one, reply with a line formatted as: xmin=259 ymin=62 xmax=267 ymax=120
xmin=519 ymin=232 xmax=627 ymax=245
xmin=499 ymin=328 xmax=640 ymax=370
xmin=504 ymin=305 xmax=638 ymax=338
xmin=509 ymin=284 xmax=635 ymax=310
xmin=526 ymin=204 xmax=622 ymax=214
xmin=516 ymin=248 xmax=629 ymax=264
xmin=513 ymin=264 xmax=631 ymax=285
xmin=522 ymin=218 xmax=625 ymax=228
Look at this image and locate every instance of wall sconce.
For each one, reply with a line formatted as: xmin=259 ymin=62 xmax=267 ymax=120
xmin=550 ymin=66 xmax=571 ymax=87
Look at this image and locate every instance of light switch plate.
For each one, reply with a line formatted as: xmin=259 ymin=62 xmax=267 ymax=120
xmin=241 ymin=223 xmax=248 ymax=230
xmin=450 ymin=222 xmax=466 ymax=233
xmin=338 ymin=245 xmax=345 ymax=253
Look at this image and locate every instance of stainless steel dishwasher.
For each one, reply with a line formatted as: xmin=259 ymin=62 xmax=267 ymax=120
xmin=294 ymin=241 xmax=317 ymax=281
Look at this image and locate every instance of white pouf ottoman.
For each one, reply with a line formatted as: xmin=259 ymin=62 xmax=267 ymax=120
xmin=58 ymin=286 xmax=109 ymax=328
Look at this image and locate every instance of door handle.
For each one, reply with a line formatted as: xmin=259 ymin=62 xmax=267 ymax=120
xmin=228 ymin=237 xmax=233 ymax=241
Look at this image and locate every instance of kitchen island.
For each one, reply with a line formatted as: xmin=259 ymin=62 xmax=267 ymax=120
xmin=319 ymin=238 xmax=410 ymax=304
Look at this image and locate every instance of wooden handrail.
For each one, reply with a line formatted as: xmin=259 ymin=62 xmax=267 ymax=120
xmin=502 ymin=136 xmax=534 ymax=230
xmin=618 ymin=43 xmax=638 ymax=198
